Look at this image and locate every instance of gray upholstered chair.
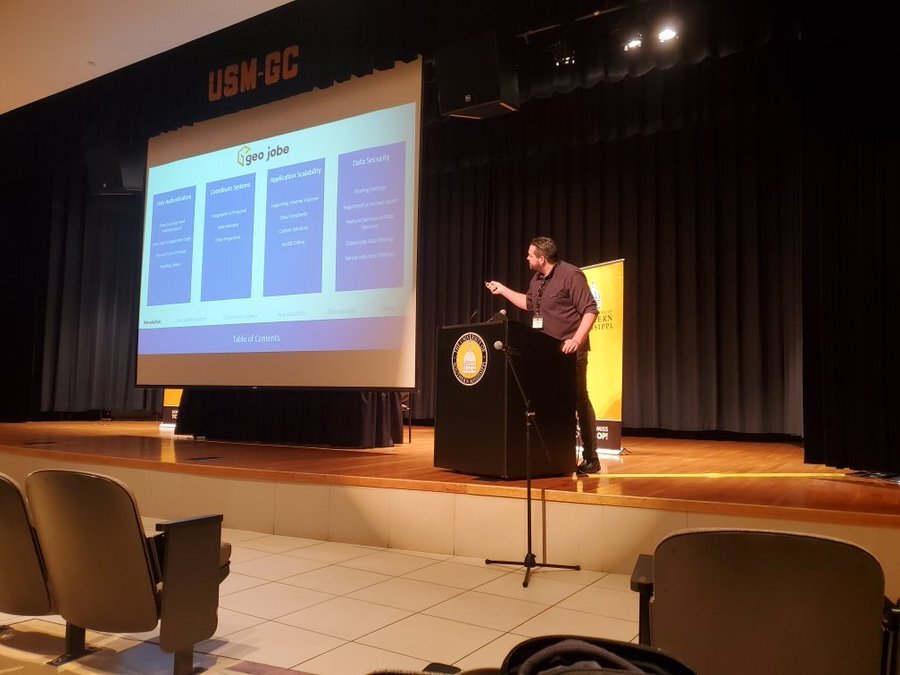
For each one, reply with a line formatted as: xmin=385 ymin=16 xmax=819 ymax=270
xmin=25 ymin=469 xmax=230 ymax=674
xmin=0 ymin=471 xmax=55 ymax=620
xmin=631 ymin=528 xmax=899 ymax=675
xmin=0 ymin=471 xmax=101 ymax=660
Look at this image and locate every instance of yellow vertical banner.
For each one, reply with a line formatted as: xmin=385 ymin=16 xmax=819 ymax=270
xmin=161 ymin=388 xmax=183 ymax=427
xmin=582 ymin=259 xmax=624 ymax=450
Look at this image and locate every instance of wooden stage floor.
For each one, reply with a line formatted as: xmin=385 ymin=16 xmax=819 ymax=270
xmin=2 ymin=421 xmax=899 ymax=528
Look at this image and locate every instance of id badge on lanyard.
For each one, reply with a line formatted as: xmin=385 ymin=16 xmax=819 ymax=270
xmin=534 ymin=275 xmax=547 ymax=330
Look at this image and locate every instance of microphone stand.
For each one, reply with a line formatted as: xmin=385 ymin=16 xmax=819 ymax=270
xmin=485 ymin=344 xmax=580 ymax=587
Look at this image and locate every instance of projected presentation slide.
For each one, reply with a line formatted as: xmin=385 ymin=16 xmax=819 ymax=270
xmin=139 ymin=104 xmax=414 ymax=357
xmin=136 ymin=59 xmax=420 ymax=389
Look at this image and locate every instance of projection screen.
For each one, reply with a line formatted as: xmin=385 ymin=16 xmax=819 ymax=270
xmin=136 ymin=59 xmax=421 ymax=389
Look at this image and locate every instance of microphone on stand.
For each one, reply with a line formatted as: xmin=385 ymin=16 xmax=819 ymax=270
xmin=493 ymin=340 xmax=521 ymax=356
xmin=467 ymin=308 xmax=479 ymax=323
xmin=488 ymin=308 xmax=508 ymax=323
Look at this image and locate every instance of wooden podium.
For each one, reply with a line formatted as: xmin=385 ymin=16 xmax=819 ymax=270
xmin=434 ymin=319 xmax=576 ymax=478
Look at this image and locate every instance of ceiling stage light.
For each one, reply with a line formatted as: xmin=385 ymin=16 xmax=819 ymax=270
xmin=624 ymin=34 xmax=643 ymax=51
xmin=658 ymin=24 xmax=678 ymax=43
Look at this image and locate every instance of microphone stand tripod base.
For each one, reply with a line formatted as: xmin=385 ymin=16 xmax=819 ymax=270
xmin=483 ymin=349 xmax=580 ymax=587
xmin=486 ymin=551 xmax=580 ymax=588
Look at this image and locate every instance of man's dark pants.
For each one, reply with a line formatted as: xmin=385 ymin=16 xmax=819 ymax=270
xmin=576 ymin=353 xmax=597 ymax=463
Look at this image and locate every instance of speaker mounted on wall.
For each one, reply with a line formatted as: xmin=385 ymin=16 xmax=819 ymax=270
xmin=435 ymin=33 xmax=519 ymax=119
xmin=85 ymin=143 xmax=146 ymax=196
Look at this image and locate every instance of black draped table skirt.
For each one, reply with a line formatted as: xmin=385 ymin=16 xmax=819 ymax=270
xmin=174 ymin=388 xmax=404 ymax=448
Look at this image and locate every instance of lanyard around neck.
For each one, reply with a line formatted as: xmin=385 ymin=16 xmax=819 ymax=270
xmin=535 ymin=275 xmax=549 ymax=315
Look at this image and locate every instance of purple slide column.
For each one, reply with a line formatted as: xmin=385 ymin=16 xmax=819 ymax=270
xmin=335 ymin=141 xmax=405 ymax=291
xmin=264 ymin=159 xmax=326 ymax=296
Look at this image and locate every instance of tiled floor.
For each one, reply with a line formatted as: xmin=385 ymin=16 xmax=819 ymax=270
xmin=0 ymin=521 xmax=639 ymax=674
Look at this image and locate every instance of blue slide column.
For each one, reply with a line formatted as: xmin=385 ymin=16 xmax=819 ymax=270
xmin=147 ymin=186 xmax=195 ymax=306
xmin=201 ymin=174 xmax=256 ymax=301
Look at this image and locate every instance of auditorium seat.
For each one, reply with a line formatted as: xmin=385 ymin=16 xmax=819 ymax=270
xmin=0 ymin=471 xmax=55 ymax=621
xmin=631 ymin=528 xmax=899 ymax=675
xmin=25 ymin=469 xmax=230 ymax=674
xmin=0 ymin=471 xmax=97 ymax=660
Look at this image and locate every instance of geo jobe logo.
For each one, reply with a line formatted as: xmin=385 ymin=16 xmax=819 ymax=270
xmin=237 ymin=144 xmax=290 ymax=167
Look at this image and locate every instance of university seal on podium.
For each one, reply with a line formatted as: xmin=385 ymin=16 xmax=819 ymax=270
xmin=451 ymin=332 xmax=488 ymax=386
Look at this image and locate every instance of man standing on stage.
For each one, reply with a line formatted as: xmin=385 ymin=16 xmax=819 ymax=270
xmin=486 ymin=236 xmax=600 ymax=475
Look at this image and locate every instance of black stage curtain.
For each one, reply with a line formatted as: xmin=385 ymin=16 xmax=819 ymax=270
xmin=175 ymin=389 xmax=403 ymax=448
xmin=418 ymin=42 xmax=803 ymax=436
xmin=803 ymin=129 xmax=900 ymax=471
xmin=40 ymin=163 xmax=160 ymax=415
xmin=0 ymin=172 xmax=51 ymax=421
xmin=801 ymin=18 xmax=900 ymax=472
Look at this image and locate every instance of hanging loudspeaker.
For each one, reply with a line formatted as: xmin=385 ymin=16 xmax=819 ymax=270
xmin=85 ymin=143 xmax=146 ymax=195
xmin=435 ymin=33 xmax=519 ymax=119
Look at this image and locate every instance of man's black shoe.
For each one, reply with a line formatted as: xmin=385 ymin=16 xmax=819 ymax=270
xmin=576 ymin=459 xmax=601 ymax=475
